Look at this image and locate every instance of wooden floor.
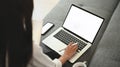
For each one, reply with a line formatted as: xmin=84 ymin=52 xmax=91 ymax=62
xmin=32 ymin=0 xmax=60 ymax=21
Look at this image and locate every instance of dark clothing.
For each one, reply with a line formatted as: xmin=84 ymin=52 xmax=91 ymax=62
xmin=0 ymin=0 xmax=33 ymax=67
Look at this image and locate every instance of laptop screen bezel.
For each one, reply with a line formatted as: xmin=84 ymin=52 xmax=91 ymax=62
xmin=62 ymin=4 xmax=105 ymax=44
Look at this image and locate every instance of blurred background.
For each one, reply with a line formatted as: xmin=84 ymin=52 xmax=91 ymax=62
xmin=32 ymin=0 xmax=60 ymax=21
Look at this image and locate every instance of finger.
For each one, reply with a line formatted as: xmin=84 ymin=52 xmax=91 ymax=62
xmin=72 ymin=45 xmax=78 ymax=50
xmin=70 ymin=41 xmax=74 ymax=45
xmin=67 ymin=43 xmax=77 ymax=50
xmin=72 ymin=42 xmax=78 ymax=46
xmin=68 ymin=42 xmax=74 ymax=46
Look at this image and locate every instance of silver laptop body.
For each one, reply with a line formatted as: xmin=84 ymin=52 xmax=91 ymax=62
xmin=42 ymin=4 xmax=104 ymax=63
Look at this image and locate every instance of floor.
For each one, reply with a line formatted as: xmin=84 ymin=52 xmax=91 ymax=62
xmin=32 ymin=0 xmax=60 ymax=21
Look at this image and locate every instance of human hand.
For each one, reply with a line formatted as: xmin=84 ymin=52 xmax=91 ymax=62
xmin=63 ymin=42 xmax=78 ymax=59
xmin=59 ymin=42 xmax=78 ymax=64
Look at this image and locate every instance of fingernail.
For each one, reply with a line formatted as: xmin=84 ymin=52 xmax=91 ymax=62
xmin=72 ymin=42 xmax=78 ymax=45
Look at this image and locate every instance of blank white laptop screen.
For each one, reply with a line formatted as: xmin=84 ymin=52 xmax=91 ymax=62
xmin=63 ymin=5 xmax=104 ymax=43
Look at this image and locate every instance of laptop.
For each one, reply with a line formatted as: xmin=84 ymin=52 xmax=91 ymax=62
xmin=42 ymin=4 xmax=104 ymax=63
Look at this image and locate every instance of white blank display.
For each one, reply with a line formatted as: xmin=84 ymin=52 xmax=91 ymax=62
xmin=63 ymin=6 xmax=104 ymax=43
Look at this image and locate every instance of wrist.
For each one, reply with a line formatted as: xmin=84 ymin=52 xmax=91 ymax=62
xmin=59 ymin=54 xmax=69 ymax=64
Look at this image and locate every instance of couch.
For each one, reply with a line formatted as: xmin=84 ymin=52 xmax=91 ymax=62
xmin=43 ymin=0 xmax=120 ymax=67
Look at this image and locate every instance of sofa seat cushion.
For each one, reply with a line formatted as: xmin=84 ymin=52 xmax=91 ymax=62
xmin=89 ymin=2 xmax=120 ymax=67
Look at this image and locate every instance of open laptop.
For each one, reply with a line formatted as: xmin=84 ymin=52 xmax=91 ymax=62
xmin=42 ymin=4 xmax=104 ymax=63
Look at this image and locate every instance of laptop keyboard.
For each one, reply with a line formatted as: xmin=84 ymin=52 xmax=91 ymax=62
xmin=54 ymin=30 xmax=87 ymax=50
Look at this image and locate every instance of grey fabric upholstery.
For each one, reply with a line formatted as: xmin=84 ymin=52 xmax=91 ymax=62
xmin=44 ymin=0 xmax=119 ymax=23
xmin=89 ymin=2 xmax=120 ymax=67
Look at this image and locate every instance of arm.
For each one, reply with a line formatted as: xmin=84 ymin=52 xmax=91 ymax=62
xmin=31 ymin=20 xmax=62 ymax=67
xmin=31 ymin=20 xmax=78 ymax=66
